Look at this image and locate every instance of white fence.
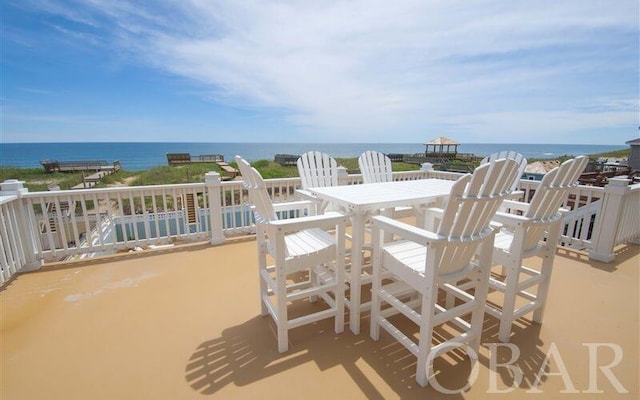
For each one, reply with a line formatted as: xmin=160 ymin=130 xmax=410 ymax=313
xmin=1 ymin=171 xmax=639 ymax=284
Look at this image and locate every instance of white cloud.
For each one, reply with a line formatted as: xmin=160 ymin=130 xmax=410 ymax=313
xmin=24 ymin=0 xmax=640 ymax=142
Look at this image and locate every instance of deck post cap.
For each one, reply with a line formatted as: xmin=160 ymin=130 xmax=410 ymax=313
xmin=421 ymin=163 xmax=434 ymax=172
xmin=205 ymin=171 xmax=222 ymax=184
xmin=0 ymin=179 xmax=28 ymax=195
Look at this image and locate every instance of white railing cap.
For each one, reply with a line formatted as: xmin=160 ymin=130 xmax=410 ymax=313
xmin=1 ymin=179 xmax=28 ymax=196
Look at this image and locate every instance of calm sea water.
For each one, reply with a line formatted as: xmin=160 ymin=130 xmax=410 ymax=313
xmin=0 ymin=142 xmax=625 ymax=171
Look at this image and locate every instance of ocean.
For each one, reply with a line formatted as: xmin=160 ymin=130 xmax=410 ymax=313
xmin=0 ymin=142 xmax=626 ymax=171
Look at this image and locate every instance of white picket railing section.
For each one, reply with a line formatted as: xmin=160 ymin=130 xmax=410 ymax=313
xmin=516 ymin=179 xmax=607 ymax=249
xmin=1 ymin=171 xmax=638 ymax=284
xmin=1 ymin=195 xmax=28 ymax=284
xmin=615 ymin=183 xmax=640 ymax=244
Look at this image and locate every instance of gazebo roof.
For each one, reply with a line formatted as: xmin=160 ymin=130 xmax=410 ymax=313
xmin=424 ymin=136 xmax=459 ymax=145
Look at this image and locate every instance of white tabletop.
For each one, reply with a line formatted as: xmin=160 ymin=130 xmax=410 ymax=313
xmin=306 ymin=178 xmax=457 ymax=211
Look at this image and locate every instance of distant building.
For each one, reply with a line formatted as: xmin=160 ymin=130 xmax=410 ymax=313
xmin=626 ymin=138 xmax=640 ymax=170
xmin=424 ymin=137 xmax=459 ymax=157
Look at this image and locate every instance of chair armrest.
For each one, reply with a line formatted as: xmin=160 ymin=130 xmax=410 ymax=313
xmin=500 ymin=200 xmax=530 ymax=213
xmin=272 ymin=200 xmax=314 ymax=212
xmin=269 ymin=211 xmax=349 ymax=233
xmin=371 ymin=215 xmax=445 ymax=245
xmin=492 ymin=211 xmax=532 ymax=227
xmin=508 ymin=190 xmax=525 ymax=200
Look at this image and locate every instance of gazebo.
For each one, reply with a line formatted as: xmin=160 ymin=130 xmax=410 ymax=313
xmin=424 ymin=137 xmax=459 ymax=158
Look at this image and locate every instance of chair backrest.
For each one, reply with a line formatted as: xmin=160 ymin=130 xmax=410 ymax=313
xmin=519 ymin=155 xmax=589 ymax=252
xmin=358 ymin=151 xmax=393 ymax=184
xmin=235 ymin=156 xmax=277 ymax=224
xmin=435 ymin=158 xmax=521 ymax=280
xmin=297 ymin=151 xmax=339 ymax=189
xmin=481 ymin=151 xmax=527 ymax=192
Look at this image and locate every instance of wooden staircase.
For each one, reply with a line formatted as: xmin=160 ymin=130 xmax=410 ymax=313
xmin=185 ymin=193 xmax=197 ymax=224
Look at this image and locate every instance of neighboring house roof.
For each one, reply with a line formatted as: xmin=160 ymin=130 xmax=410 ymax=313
xmin=625 ymin=138 xmax=640 ymax=145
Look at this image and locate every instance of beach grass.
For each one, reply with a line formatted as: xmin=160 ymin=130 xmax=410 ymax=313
xmin=230 ymin=160 xmax=299 ymax=179
xmin=127 ymin=163 xmax=223 ymax=186
xmin=334 ymin=158 xmax=420 ymax=172
xmin=0 ymin=167 xmax=85 ymax=191
xmin=2 ymin=148 xmax=631 ymax=189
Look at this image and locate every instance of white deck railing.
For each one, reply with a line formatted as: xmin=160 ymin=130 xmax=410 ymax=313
xmin=1 ymin=194 xmax=28 ymax=284
xmin=1 ymin=171 xmax=638 ymax=284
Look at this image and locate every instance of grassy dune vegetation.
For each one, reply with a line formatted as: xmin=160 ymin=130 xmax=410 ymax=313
xmin=1 ymin=148 xmax=631 ymax=191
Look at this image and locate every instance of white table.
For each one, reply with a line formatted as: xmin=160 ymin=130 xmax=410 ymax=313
xmin=304 ymin=178 xmax=456 ymax=334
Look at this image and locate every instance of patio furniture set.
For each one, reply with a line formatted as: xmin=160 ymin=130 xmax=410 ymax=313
xmin=235 ymin=151 xmax=588 ymax=387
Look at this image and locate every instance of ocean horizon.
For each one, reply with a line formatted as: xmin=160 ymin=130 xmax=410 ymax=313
xmin=0 ymin=142 xmax=627 ymax=171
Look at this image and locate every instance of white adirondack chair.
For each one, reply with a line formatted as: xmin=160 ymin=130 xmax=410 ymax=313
xmin=296 ymin=151 xmax=341 ymax=214
xmin=486 ymin=155 xmax=589 ymax=343
xmin=358 ymin=150 xmax=413 ymax=218
xmin=235 ymin=156 xmax=348 ymax=353
xmin=369 ymin=158 xmax=520 ymax=387
xmin=481 ymin=151 xmax=528 ymax=193
xmin=358 ymin=150 xmax=393 ymax=184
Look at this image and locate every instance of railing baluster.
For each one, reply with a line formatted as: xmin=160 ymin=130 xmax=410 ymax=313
xmin=67 ymin=194 xmax=80 ymax=252
xmin=151 ymin=190 xmax=160 ymax=242
xmin=96 ymin=193 xmax=108 ymax=250
xmin=8 ymin=201 xmax=26 ymax=267
xmin=39 ymin=197 xmax=56 ymax=257
xmin=80 ymin=194 xmax=92 ymax=251
xmin=0 ymin=205 xmax=16 ymax=281
xmin=140 ymin=190 xmax=151 ymax=245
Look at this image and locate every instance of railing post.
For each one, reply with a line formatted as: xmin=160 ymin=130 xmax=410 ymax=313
xmin=421 ymin=162 xmax=434 ymax=178
xmin=0 ymin=180 xmax=43 ymax=270
xmin=337 ymin=166 xmax=349 ymax=185
xmin=588 ymin=178 xmax=630 ymax=263
xmin=205 ymin=172 xmax=225 ymax=245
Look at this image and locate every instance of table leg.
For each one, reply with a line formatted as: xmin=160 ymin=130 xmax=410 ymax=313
xmin=349 ymin=212 xmax=365 ymax=335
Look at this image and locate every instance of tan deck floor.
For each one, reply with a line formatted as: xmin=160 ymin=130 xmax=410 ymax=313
xmin=2 ymin=239 xmax=638 ymax=399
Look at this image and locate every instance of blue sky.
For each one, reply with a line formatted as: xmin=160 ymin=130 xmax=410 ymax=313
xmin=2 ymin=0 xmax=638 ymax=144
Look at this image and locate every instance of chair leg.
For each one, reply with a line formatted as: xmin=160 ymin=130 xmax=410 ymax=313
xmin=470 ymin=241 xmax=492 ymax=350
xmin=258 ymin=238 xmax=269 ymax=316
xmin=335 ymin=223 xmax=346 ymax=334
xmin=369 ymin=228 xmax=382 ymax=341
xmin=309 ymin=267 xmax=319 ymax=303
xmin=533 ymin=221 xmax=562 ymax=324
xmin=532 ymin=244 xmax=555 ymax=323
xmin=334 ymin=281 xmax=345 ymax=334
xmin=416 ymin=285 xmax=436 ymax=387
xmin=277 ymin=267 xmax=289 ymax=353
xmin=498 ymin=261 xmax=520 ymax=343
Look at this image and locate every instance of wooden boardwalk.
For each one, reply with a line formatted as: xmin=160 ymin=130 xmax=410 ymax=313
xmin=274 ymin=154 xmax=299 ymax=166
xmin=215 ymin=162 xmax=238 ymax=180
xmin=41 ymin=160 xmax=121 ymax=173
xmin=166 ymin=153 xmax=237 ymax=179
xmin=166 ymin=153 xmax=224 ymax=165
xmin=70 ymin=171 xmax=113 ymax=189
xmin=39 ymin=160 xmax=121 ymax=190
